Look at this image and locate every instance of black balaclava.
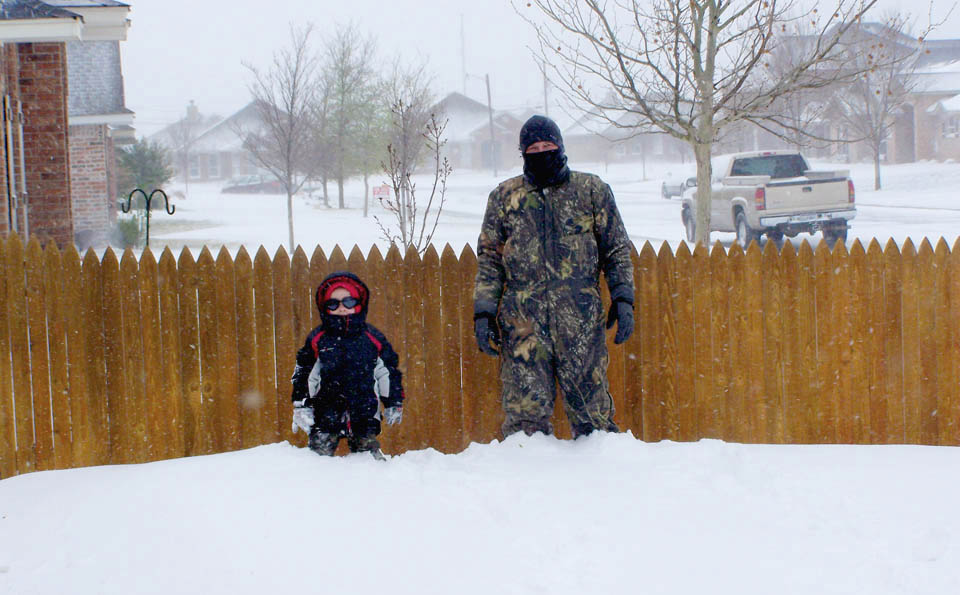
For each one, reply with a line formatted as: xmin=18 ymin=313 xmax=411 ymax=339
xmin=315 ymin=271 xmax=370 ymax=336
xmin=519 ymin=115 xmax=570 ymax=188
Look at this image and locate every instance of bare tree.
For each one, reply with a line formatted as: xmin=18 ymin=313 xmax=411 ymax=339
xmin=520 ymin=0 xmax=890 ymax=244
xmin=375 ymin=106 xmax=451 ymax=255
xmin=306 ymin=69 xmax=335 ymax=208
xmin=168 ymin=100 xmax=203 ymax=195
xmin=323 ymin=23 xmax=378 ymax=209
xmin=242 ymin=23 xmax=318 ymax=251
xmin=833 ymin=17 xmax=926 ymax=189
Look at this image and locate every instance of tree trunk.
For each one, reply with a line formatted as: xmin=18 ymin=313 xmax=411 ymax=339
xmin=873 ymin=147 xmax=882 ymax=191
xmin=694 ymin=142 xmax=713 ymax=246
xmin=286 ymin=191 xmax=295 ymax=252
xmin=322 ymin=177 xmax=330 ymax=207
xmin=363 ymin=172 xmax=369 ymax=218
xmin=337 ymin=175 xmax=345 ymax=209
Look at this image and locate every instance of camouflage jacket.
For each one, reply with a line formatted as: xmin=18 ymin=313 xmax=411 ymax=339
xmin=473 ymin=171 xmax=635 ymax=316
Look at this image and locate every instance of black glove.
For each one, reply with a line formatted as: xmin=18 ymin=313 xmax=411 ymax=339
xmin=606 ymin=299 xmax=634 ymax=345
xmin=474 ymin=313 xmax=500 ymax=356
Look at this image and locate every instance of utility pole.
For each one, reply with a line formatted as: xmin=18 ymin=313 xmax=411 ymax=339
xmin=461 ymin=15 xmax=466 ymax=95
xmin=485 ymin=73 xmax=497 ymax=177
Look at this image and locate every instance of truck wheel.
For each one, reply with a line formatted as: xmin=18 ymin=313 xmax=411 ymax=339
xmin=735 ymin=211 xmax=759 ymax=249
xmin=823 ymin=225 xmax=848 ymax=248
xmin=683 ymin=211 xmax=696 ymax=243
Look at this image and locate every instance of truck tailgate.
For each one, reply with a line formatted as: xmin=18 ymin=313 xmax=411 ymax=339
xmin=764 ymin=177 xmax=849 ymax=213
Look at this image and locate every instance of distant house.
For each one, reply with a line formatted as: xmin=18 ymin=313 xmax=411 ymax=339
xmin=0 ymin=0 xmax=132 ymax=248
xmin=151 ymin=100 xmax=268 ymax=185
xmin=434 ymin=92 xmax=524 ymax=172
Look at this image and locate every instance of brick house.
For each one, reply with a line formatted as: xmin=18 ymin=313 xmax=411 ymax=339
xmin=0 ymin=0 xmax=132 ymax=248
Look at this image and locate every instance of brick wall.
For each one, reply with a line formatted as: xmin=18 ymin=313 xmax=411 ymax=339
xmin=18 ymin=42 xmax=72 ymax=246
xmin=0 ymin=44 xmax=13 ymax=235
xmin=69 ymin=124 xmax=110 ymax=245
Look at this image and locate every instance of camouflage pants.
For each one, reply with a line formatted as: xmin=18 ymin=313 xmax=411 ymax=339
xmin=497 ymin=284 xmax=619 ymax=438
xmin=308 ymin=427 xmax=381 ymax=456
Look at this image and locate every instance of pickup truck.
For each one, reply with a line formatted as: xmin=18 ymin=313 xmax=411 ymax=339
xmin=680 ymin=150 xmax=856 ymax=247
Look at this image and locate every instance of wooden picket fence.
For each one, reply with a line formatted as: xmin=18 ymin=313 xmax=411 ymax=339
xmin=1 ymin=233 xmax=959 ymax=478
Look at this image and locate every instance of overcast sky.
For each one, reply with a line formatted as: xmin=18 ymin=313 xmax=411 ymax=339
xmin=122 ymin=0 xmax=960 ymax=137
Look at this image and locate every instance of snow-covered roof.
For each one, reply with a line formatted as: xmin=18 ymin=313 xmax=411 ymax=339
xmin=926 ymin=94 xmax=960 ymax=114
xmin=911 ymin=60 xmax=960 ymax=94
xmin=0 ymin=0 xmax=79 ymax=19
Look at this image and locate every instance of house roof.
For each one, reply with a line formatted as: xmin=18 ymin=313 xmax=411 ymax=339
xmin=45 ymin=1 xmax=128 ymax=6
xmin=0 ymin=0 xmax=80 ymax=19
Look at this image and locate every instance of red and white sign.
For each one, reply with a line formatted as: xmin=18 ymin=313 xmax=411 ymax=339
xmin=373 ymin=184 xmax=391 ymax=201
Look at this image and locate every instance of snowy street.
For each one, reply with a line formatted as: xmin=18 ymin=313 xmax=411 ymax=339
xmin=145 ymin=159 xmax=960 ymax=256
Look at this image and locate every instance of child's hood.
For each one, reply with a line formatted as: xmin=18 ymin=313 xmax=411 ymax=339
xmin=315 ymin=271 xmax=370 ymax=316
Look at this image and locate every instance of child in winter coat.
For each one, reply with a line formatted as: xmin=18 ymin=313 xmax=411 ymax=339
xmin=290 ymin=271 xmax=404 ymax=460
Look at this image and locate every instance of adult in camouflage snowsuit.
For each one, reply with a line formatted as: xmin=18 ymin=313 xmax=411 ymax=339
xmin=473 ymin=115 xmax=635 ymax=438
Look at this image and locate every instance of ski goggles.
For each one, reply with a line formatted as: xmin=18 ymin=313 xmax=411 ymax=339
xmin=323 ymin=297 xmax=360 ymax=311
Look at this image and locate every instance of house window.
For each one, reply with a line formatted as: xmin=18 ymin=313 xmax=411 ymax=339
xmin=188 ymin=155 xmax=201 ymax=179
xmin=208 ymin=154 xmax=220 ymax=178
xmin=943 ymin=117 xmax=960 ymax=138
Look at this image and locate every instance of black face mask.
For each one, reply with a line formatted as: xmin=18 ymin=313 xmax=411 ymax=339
xmin=321 ymin=309 xmax=365 ymax=336
xmin=523 ymin=149 xmax=570 ymax=188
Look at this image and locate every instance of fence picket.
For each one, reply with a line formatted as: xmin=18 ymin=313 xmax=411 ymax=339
xmin=62 ymin=245 xmax=91 ymax=468
xmin=901 ymin=240 xmax=922 ymax=445
xmin=421 ymin=246 xmax=446 ymax=451
xmin=934 ymin=240 xmax=955 ymax=445
xmin=440 ymin=245 xmax=464 ymax=450
xmin=273 ymin=247 xmax=295 ymax=447
xmin=639 ymin=242 xmax=660 ymax=442
xmin=865 ymin=240 xmax=888 ymax=444
xmin=403 ymin=246 xmax=428 ymax=450
xmin=916 ymin=240 xmax=938 ymax=445
xmin=119 ymin=249 xmax=147 ymax=463
xmin=139 ymin=248 xmax=163 ymax=461
xmin=254 ymin=247 xmax=279 ymax=445
xmin=82 ymin=249 xmax=108 ymax=464
xmin=215 ymin=248 xmax=241 ymax=452
xmin=177 ymin=248 xmax=202 ymax=456
xmin=761 ymin=241 xmax=784 ymax=444
xmin=657 ymin=244 xmax=679 ymax=441
xmin=0 ymin=238 xmax=14 ymax=478
xmin=727 ymin=244 xmax=747 ymax=443
xmin=691 ymin=243 xmax=713 ymax=439
xmin=458 ymin=245 xmax=485 ymax=445
xmin=814 ymin=241 xmax=838 ymax=443
xmin=624 ymin=244 xmax=643 ymax=438
xmin=832 ymin=243 xmax=854 ymax=444
xmin=234 ymin=248 xmax=260 ymax=449
xmin=709 ymin=242 xmax=730 ymax=444
xmin=883 ymin=240 xmax=905 ymax=443
xmin=25 ymin=238 xmax=53 ymax=470
xmin=7 ymin=235 xmax=33 ymax=473
xmin=158 ymin=249 xmax=185 ymax=458
xmin=41 ymin=242 xmax=69 ymax=468
xmin=674 ymin=243 xmax=696 ymax=442
xmin=945 ymin=239 xmax=960 ymax=446
xmin=382 ymin=245 xmax=408 ymax=450
xmin=848 ymin=242 xmax=870 ymax=444
xmin=194 ymin=248 xmax=220 ymax=456
xmin=744 ymin=242 xmax=766 ymax=443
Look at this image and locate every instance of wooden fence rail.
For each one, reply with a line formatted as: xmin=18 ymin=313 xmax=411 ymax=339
xmin=1 ymin=234 xmax=958 ymax=477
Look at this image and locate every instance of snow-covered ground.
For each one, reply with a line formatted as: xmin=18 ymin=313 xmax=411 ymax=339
xmin=4 ymin=159 xmax=960 ymax=594
xmin=143 ymin=159 xmax=960 ymax=256
xmin=2 ymin=433 xmax=959 ymax=594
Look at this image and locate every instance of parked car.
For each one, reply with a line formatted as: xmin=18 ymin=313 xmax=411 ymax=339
xmin=681 ymin=150 xmax=855 ymax=247
xmin=221 ymin=175 xmax=284 ymax=194
xmin=661 ymin=175 xmax=697 ymax=199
